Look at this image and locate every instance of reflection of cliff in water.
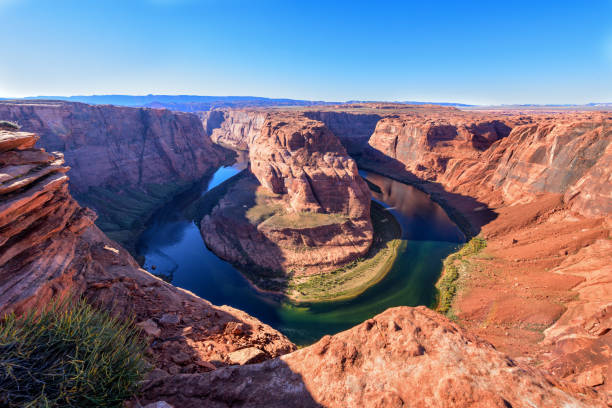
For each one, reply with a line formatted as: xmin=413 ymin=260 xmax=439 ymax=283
xmin=360 ymin=171 xmax=465 ymax=243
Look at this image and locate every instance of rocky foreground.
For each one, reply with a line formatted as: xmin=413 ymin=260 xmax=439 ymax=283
xmin=201 ymin=112 xmax=373 ymax=276
xmin=140 ymin=306 xmax=604 ymax=407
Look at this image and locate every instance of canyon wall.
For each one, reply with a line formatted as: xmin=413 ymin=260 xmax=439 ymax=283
xmin=365 ymin=112 xmax=519 ymax=181
xmin=200 ymin=110 xmax=266 ymax=151
xmin=302 ymin=111 xmax=381 ymax=154
xmin=365 ymin=110 xmax=612 ymax=396
xmin=0 ymin=100 xmax=225 ymax=192
xmin=0 ymin=127 xmax=295 ymax=377
xmin=201 ymin=112 xmax=374 ymax=277
xmin=0 ymin=100 xmax=228 ymax=247
xmin=365 ymin=111 xmax=610 ymax=216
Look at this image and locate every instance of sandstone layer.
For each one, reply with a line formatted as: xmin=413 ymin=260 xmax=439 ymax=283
xmin=0 ymin=128 xmax=295 ymax=378
xmin=200 ymin=109 xmax=266 ymax=151
xmin=363 ymin=110 xmax=612 ymax=396
xmin=0 ymin=100 xmax=227 ymax=248
xmin=201 ymin=112 xmax=373 ymax=276
xmin=140 ymin=306 xmax=606 ymax=407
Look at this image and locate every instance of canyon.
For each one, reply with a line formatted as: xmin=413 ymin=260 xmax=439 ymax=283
xmin=200 ymin=112 xmax=374 ymax=283
xmin=0 ymin=101 xmax=610 ymax=407
xmin=0 ymin=100 xmax=228 ymax=251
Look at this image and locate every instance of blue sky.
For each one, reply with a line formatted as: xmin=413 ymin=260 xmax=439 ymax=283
xmin=1 ymin=0 xmax=611 ymax=104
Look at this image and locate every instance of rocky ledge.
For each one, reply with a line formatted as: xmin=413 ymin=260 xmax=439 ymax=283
xmin=139 ymin=306 xmax=606 ymax=407
xmin=0 ymin=128 xmax=294 ymax=379
xmin=364 ymin=110 xmax=612 ymax=397
xmin=201 ymin=112 xmax=373 ymax=278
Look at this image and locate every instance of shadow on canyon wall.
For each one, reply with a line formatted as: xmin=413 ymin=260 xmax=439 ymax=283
xmin=140 ymin=353 xmax=324 ymax=407
xmin=195 ymin=172 xmax=292 ymax=294
xmin=356 ymin=148 xmax=498 ymax=237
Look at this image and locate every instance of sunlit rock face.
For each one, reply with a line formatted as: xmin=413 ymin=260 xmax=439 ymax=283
xmin=0 ymin=100 xmax=228 ymax=248
xmin=139 ymin=306 xmax=606 ymax=408
xmin=0 ymin=126 xmax=295 ymax=378
xmin=201 ymin=112 xmax=373 ymax=275
xmin=0 ymin=100 xmax=226 ymax=193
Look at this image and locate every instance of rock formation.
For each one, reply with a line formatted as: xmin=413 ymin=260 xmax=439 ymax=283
xmin=0 ymin=127 xmax=294 ymax=377
xmin=201 ymin=112 xmax=373 ymax=276
xmin=365 ymin=110 xmax=612 ymax=397
xmin=2 ymin=105 xmax=611 ymax=406
xmin=139 ymin=306 xmax=606 ymax=407
xmin=200 ymin=109 xmax=266 ymax=151
xmin=302 ymin=110 xmax=381 ymax=154
xmin=0 ymin=100 xmax=228 ymax=247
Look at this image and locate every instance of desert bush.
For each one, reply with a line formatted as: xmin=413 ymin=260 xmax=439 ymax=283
xmin=0 ymin=298 xmax=148 ymax=407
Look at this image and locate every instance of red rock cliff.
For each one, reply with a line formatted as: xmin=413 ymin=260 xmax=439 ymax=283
xmin=0 ymin=100 xmax=225 ymax=192
xmin=0 ymin=128 xmax=295 ymax=380
xmin=201 ymin=112 xmax=373 ymax=276
xmin=0 ymin=100 xmax=228 ymax=247
xmin=365 ymin=110 xmax=612 ymax=397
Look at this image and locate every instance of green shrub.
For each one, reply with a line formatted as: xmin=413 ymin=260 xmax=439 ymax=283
xmin=0 ymin=121 xmax=21 ymax=130
xmin=0 ymin=298 xmax=148 ymax=407
xmin=436 ymin=237 xmax=487 ymax=315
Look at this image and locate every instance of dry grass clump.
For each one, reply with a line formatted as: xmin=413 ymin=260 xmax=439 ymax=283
xmin=0 ymin=298 xmax=148 ymax=407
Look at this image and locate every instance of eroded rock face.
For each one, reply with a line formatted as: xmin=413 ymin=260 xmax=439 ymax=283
xmin=0 ymin=100 xmax=227 ymax=247
xmin=140 ymin=306 xmax=606 ymax=407
xmin=364 ymin=110 xmax=612 ymax=397
xmin=251 ymin=114 xmax=371 ymax=218
xmin=365 ymin=112 xmax=519 ymax=181
xmin=0 ymin=128 xmax=295 ymax=377
xmin=202 ymin=110 xmax=266 ymax=151
xmin=201 ymin=113 xmax=373 ymax=275
xmin=0 ymin=100 xmax=225 ymax=192
xmin=302 ymin=110 xmax=381 ymax=155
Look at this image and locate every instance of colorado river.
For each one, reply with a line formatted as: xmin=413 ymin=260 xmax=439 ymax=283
xmin=136 ymin=158 xmax=465 ymax=345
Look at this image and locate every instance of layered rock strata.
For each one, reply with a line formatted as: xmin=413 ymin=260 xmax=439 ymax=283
xmin=200 ymin=110 xmax=266 ymax=151
xmin=365 ymin=111 xmax=612 ymax=396
xmin=140 ymin=306 xmax=607 ymax=407
xmin=201 ymin=113 xmax=373 ymax=276
xmin=0 ymin=100 xmax=227 ymax=247
xmin=0 ymin=128 xmax=295 ymax=377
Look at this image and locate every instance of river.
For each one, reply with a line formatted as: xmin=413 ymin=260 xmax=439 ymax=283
xmin=136 ymin=158 xmax=465 ymax=345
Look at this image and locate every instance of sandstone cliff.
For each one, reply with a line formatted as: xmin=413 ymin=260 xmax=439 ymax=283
xmin=364 ymin=110 xmax=612 ymax=396
xmin=0 ymin=128 xmax=294 ymax=377
xmin=302 ymin=110 xmax=381 ymax=154
xmin=0 ymin=100 xmax=227 ymax=248
xmin=201 ymin=113 xmax=373 ymax=277
xmin=200 ymin=109 xmax=266 ymax=151
xmin=140 ymin=306 xmax=606 ymax=407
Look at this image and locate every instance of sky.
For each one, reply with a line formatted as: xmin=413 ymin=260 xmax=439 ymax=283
xmin=0 ymin=0 xmax=611 ymax=104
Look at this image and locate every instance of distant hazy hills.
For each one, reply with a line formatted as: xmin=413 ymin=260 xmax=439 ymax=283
xmin=0 ymin=95 xmax=339 ymax=111
xmin=1 ymin=95 xmax=609 ymax=112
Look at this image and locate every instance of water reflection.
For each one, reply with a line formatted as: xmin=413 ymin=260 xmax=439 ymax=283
xmin=135 ymin=160 xmax=464 ymax=345
xmin=360 ymin=171 xmax=465 ymax=243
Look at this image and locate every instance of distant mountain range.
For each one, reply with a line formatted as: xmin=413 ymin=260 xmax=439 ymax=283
xmin=1 ymin=95 xmax=609 ymax=111
xmin=0 ymin=95 xmax=340 ymax=111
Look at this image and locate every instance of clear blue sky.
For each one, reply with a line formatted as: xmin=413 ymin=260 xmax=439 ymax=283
xmin=1 ymin=0 xmax=611 ymax=104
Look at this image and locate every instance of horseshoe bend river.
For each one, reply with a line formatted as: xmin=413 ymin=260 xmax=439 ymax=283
xmin=136 ymin=157 xmax=465 ymax=345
